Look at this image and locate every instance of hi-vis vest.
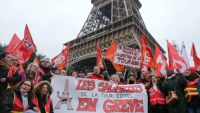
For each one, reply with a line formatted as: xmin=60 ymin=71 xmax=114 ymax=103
xmin=32 ymin=96 xmax=52 ymax=113
xmin=138 ymin=81 xmax=150 ymax=91
xmin=148 ymin=87 xmax=166 ymax=105
xmin=7 ymin=66 xmax=17 ymax=89
xmin=39 ymin=68 xmax=52 ymax=80
xmin=11 ymin=92 xmax=30 ymax=113
xmin=184 ymin=78 xmax=199 ymax=102
xmin=33 ymin=76 xmax=41 ymax=87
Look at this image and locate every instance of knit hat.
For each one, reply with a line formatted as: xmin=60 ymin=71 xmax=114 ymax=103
xmin=127 ymin=73 xmax=135 ymax=79
xmin=189 ymin=67 xmax=196 ymax=74
xmin=166 ymin=69 xmax=174 ymax=74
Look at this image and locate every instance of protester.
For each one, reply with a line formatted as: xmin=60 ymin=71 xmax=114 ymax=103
xmin=87 ymin=73 xmax=92 ymax=78
xmin=0 ymin=52 xmax=20 ymax=98
xmin=184 ymin=67 xmax=200 ymax=113
xmin=33 ymin=81 xmax=53 ymax=113
xmin=19 ymin=63 xmax=42 ymax=86
xmin=158 ymin=69 xmax=188 ymax=113
xmin=70 ymin=70 xmax=78 ymax=77
xmin=0 ymin=80 xmax=39 ymax=113
xmin=39 ymin=58 xmax=54 ymax=82
xmin=78 ymin=70 xmax=85 ymax=78
xmin=137 ymin=70 xmax=150 ymax=89
xmin=11 ymin=48 xmax=37 ymax=72
xmin=54 ymin=69 xmax=61 ymax=75
xmin=116 ymin=71 xmax=126 ymax=83
xmin=147 ymin=75 xmax=167 ymax=113
xmin=60 ymin=70 xmax=66 ymax=76
xmin=88 ymin=66 xmax=104 ymax=80
xmin=103 ymin=71 xmax=110 ymax=81
xmin=110 ymin=74 xmax=123 ymax=85
xmin=126 ymin=73 xmax=137 ymax=84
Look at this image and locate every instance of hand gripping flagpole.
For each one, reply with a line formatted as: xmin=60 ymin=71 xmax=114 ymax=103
xmin=102 ymin=56 xmax=108 ymax=73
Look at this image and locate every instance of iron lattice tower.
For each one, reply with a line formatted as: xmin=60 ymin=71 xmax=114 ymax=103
xmin=64 ymin=0 xmax=166 ymax=74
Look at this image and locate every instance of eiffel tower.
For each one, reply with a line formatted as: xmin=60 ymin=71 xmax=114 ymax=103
xmin=64 ymin=0 xmax=166 ymax=74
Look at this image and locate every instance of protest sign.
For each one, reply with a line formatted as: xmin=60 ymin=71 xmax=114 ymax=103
xmin=113 ymin=46 xmax=142 ymax=68
xmin=51 ymin=75 xmax=148 ymax=113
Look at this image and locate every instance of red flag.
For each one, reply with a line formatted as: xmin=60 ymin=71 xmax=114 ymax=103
xmin=155 ymin=44 xmax=170 ymax=76
xmin=97 ymin=44 xmax=104 ymax=69
xmin=167 ymin=40 xmax=187 ymax=74
xmin=190 ymin=43 xmax=200 ymax=70
xmin=5 ymin=34 xmax=21 ymax=53
xmin=11 ymin=24 xmax=36 ymax=64
xmin=52 ymin=42 xmax=70 ymax=70
xmin=141 ymin=34 xmax=157 ymax=69
xmin=142 ymin=65 xmax=149 ymax=78
xmin=104 ymin=41 xmax=124 ymax=71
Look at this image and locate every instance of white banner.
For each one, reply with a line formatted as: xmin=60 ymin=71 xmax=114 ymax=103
xmin=51 ymin=75 xmax=148 ymax=113
xmin=113 ymin=46 xmax=142 ymax=68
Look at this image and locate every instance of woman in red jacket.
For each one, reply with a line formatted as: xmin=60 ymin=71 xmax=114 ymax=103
xmin=88 ymin=66 xmax=104 ymax=80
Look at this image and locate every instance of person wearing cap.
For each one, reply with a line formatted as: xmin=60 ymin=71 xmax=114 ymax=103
xmin=39 ymin=58 xmax=54 ymax=83
xmin=88 ymin=66 xmax=104 ymax=81
xmin=137 ymin=70 xmax=150 ymax=89
xmin=126 ymin=73 xmax=137 ymax=84
xmin=184 ymin=67 xmax=200 ymax=113
xmin=60 ymin=70 xmax=66 ymax=76
xmin=54 ymin=69 xmax=61 ymax=75
xmin=78 ymin=70 xmax=85 ymax=78
xmin=147 ymin=75 xmax=167 ymax=113
xmin=158 ymin=69 xmax=188 ymax=113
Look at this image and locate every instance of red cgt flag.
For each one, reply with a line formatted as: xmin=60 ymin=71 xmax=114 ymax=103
xmin=141 ymin=34 xmax=157 ymax=69
xmin=167 ymin=40 xmax=187 ymax=74
xmin=190 ymin=43 xmax=200 ymax=70
xmin=155 ymin=44 xmax=170 ymax=76
xmin=11 ymin=24 xmax=36 ymax=64
xmin=104 ymin=41 xmax=124 ymax=71
xmin=6 ymin=34 xmax=21 ymax=53
xmin=52 ymin=42 xmax=70 ymax=70
xmin=97 ymin=44 xmax=104 ymax=69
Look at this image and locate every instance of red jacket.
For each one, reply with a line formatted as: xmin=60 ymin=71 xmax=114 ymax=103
xmin=88 ymin=74 xmax=104 ymax=81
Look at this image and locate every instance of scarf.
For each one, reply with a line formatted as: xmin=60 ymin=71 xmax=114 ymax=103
xmin=20 ymin=89 xmax=29 ymax=109
xmin=152 ymin=83 xmax=158 ymax=91
xmin=0 ymin=60 xmax=11 ymax=70
xmin=167 ymin=74 xmax=177 ymax=80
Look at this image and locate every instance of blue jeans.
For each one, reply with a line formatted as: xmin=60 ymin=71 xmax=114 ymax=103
xmin=23 ymin=110 xmax=37 ymax=113
xmin=188 ymin=107 xmax=200 ymax=113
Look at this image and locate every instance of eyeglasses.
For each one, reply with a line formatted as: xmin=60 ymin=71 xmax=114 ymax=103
xmin=32 ymin=65 xmax=39 ymax=69
xmin=22 ymin=83 xmax=31 ymax=88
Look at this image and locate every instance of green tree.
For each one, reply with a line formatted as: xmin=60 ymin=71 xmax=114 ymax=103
xmin=36 ymin=52 xmax=46 ymax=61
xmin=0 ymin=42 xmax=8 ymax=52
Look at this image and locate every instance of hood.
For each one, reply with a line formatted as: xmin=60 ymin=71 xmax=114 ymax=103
xmin=34 ymin=81 xmax=53 ymax=95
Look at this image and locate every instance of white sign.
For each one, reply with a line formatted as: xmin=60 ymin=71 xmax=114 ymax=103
xmin=114 ymin=46 xmax=142 ymax=68
xmin=51 ymin=76 xmax=148 ymax=113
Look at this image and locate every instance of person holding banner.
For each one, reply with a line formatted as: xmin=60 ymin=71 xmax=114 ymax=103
xmin=184 ymin=67 xmax=200 ymax=113
xmin=32 ymin=81 xmax=54 ymax=113
xmin=88 ymin=66 xmax=104 ymax=80
xmin=70 ymin=70 xmax=78 ymax=77
xmin=110 ymin=74 xmax=123 ymax=85
xmin=147 ymin=75 xmax=167 ymax=113
xmin=60 ymin=70 xmax=66 ymax=76
xmin=158 ymin=69 xmax=188 ymax=113
xmin=116 ymin=71 xmax=126 ymax=84
xmin=137 ymin=70 xmax=150 ymax=89
xmin=19 ymin=63 xmax=42 ymax=86
xmin=39 ymin=58 xmax=54 ymax=82
xmin=126 ymin=73 xmax=137 ymax=84
xmin=0 ymin=80 xmax=37 ymax=113
xmin=11 ymin=48 xmax=37 ymax=73
xmin=0 ymin=52 xmax=20 ymax=98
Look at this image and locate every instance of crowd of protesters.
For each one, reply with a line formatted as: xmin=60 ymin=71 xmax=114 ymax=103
xmin=0 ymin=50 xmax=200 ymax=113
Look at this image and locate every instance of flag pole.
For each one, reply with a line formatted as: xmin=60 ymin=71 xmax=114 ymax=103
xmin=123 ymin=66 xmax=127 ymax=78
xmin=102 ymin=57 xmax=108 ymax=73
xmin=65 ymin=62 xmax=69 ymax=76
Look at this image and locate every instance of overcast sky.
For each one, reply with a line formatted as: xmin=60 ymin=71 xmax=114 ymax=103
xmin=0 ymin=0 xmax=199 ymax=66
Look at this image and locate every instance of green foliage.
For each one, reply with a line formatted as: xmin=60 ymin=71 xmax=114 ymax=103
xmin=0 ymin=42 xmax=8 ymax=52
xmin=36 ymin=52 xmax=46 ymax=61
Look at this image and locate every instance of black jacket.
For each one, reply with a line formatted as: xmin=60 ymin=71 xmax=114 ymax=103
xmin=39 ymin=63 xmax=52 ymax=83
xmin=34 ymin=91 xmax=53 ymax=113
xmin=0 ymin=66 xmax=20 ymax=98
xmin=0 ymin=90 xmax=33 ymax=113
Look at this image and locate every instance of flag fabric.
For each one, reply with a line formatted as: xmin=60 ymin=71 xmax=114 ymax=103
xmin=97 ymin=44 xmax=104 ymax=69
xmin=5 ymin=34 xmax=21 ymax=53
xmin=141 ymin=34 xmax=157 ymax=69
xmin=167 ymin=40 xmax=187 ymax=74
xmin=190 ymin=43 xmax=200 ymax=70
xmin=52 ymin=42 xmax=70 ymax=70
xmin=142 ymin=65 xmax=149 ymax=78
xmin=104 ymin=41 xmax=124 ymax=71
xmin=172 ymin=40 xmax=190 ymax=67
xmin=11 ymin=24 xmax=36 ymax=64
xmin=155 ymin=44 xmax=170 ymax=76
